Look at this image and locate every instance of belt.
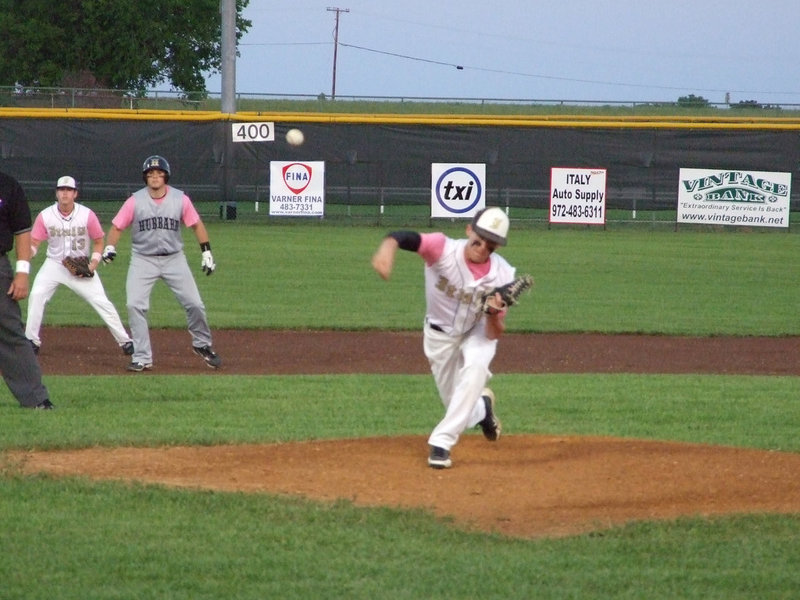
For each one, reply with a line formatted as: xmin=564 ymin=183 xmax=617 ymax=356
xmin=428 ymin=322 xmax=445 ymax=333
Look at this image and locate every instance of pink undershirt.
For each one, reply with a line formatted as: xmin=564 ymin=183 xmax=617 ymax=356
xmin=111 ymin=187 xmax=201 ymax=230
xmin=31 ymin=208 xmax=104 ymax=242
xmin=418 ymin=232 xmax=491 ymax=279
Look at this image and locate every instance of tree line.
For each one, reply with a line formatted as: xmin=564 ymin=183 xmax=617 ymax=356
xmin=0 ymin=0 xmax=251 ymax=98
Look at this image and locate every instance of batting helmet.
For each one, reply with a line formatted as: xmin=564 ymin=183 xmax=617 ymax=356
xmin=142 ymin=155 xmax=171 ymax=182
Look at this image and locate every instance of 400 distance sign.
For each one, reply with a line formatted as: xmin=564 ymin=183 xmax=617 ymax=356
xmin=549 ymin=167 xmax=607 ymax=225
xmin=232 ymin=122 xmax=275 ymax=143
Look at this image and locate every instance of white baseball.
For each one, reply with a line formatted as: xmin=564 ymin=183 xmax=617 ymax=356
xmin=286 ymin=128 xmax=304 ymax=146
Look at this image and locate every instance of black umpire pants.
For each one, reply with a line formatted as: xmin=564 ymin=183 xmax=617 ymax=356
xmin=0 ymin=255 xmax=49 ymax=407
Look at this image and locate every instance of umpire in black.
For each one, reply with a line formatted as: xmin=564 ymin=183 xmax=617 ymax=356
xmin=0 ymin=170 xmax=52 ymax=409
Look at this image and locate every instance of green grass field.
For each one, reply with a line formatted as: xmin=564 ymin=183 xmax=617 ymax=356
xmin=2 ymin=222 xmax=799 ymax=599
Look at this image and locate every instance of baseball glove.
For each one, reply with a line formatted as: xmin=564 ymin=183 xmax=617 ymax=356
xmin=62 ymin=255 xmax=94 ymax=278
xmin=480 ymin=274 xmax=534 ymax=314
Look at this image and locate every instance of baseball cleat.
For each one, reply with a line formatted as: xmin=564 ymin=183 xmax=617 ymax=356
xmin=33 ymin=399 xmax=55 ymax=410
xmin=127 ymin=361 xmax=153 ymax=372
xmin=193 ymin=345 xmax=222 ymax=369
xmin=428 ymin=445 xmax=452 ymax=469
xmin=478 ymin=387 xmax=501 ymax=441
xmin=121 ymin=341 xmax=134 ymax=355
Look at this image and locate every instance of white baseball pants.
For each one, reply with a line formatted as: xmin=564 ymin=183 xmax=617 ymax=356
xmin=424 ymin=324 xmax=496 ymax=451
xmin=26 ymin=258 xmax=131 ymax=347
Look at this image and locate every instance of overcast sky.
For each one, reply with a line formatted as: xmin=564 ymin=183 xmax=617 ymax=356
xmin=205 ymin=1 xmax=800 ymax=106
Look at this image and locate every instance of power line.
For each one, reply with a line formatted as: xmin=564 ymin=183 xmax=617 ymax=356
xmin=240 ymin=42 xmax=329 ymax=47
xmin=338 ymin=42 xmax=800 ymax=97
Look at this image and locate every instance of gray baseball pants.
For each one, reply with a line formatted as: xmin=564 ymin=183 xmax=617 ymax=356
xmin=126 ymin=252 xmax=213 ymax=365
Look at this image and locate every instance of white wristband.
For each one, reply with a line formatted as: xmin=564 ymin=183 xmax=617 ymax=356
xmin=91 ymin=252 xmax=102 ymax=263
xmin=16 ymin=260 xmax=30 ymax=274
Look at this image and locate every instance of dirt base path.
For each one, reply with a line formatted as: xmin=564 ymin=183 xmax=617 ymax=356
xmin=16 ymin=328 xmax=800 ymax=538
xmin=35 ymin=327 xmax=800 ymax=376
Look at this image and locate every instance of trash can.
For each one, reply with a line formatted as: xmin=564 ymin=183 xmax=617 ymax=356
xmin=219 ymin=201 xmax=237 ymax=220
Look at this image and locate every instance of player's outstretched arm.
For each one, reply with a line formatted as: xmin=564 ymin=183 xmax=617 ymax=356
xmin=102 ymin=226 xmax=123 ymax=263
xmin=105 ymin=225 xmax=122 ymax=247
xmin=372 ymin=231 xmax=421 ymax=281
xmin=371 ymin=236 xmax=398 ymax=280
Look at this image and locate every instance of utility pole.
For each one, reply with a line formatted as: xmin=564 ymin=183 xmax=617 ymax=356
xmin=220 ymin=0 xmax=237 ymax=214
xmin=327 ymin=7 xmax=349 ymax=100
xmin=220 ymin=0 xmax=236 ymax=114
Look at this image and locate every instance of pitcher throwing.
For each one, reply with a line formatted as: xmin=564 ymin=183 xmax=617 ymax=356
xmin=372 ymin=207 xmax=524 ymax=469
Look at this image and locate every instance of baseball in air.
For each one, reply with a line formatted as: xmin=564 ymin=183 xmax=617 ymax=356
xmin=286 ymin=128 xmax=304 ymax=146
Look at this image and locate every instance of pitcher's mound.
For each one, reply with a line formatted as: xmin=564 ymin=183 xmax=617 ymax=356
xmin=12 ymin=434 xmax=800 ymax=538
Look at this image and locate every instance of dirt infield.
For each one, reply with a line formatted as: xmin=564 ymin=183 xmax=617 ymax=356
xmin=18 ymin=327 xmax=800 ymax=538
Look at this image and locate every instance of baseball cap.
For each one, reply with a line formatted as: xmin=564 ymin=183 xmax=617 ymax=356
xmin=471 ymin=207 xmax=509 ymax=246
xmin=56 ymin=176 xmax=77 ymax=189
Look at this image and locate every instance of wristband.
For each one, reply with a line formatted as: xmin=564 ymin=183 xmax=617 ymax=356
xmin=16 ymin=260 xmax=30 ymax=274
xmin=91 ymin=252 xmax=102 ymax=263
xmin=200 ymin=241 xmax=211 ymax=252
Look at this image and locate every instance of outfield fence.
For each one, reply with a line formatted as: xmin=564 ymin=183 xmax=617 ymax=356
xmin=5 ymin=107 xmax=800 ymax=233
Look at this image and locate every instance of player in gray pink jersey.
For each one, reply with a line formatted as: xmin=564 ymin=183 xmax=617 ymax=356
xmin=26 ymin=176 xmax=133 ymax=356
xmin=103 ymin=156 xmax=221 ymax=372
xmin=372 ymin=207 xmax=516 ymax=469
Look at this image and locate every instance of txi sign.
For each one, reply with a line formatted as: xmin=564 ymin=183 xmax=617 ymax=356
xmin=430 ymin=163 xmax=486 ymax=217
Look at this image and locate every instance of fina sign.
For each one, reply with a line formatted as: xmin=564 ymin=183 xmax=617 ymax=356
xmin=430 ymin=163 xmax=486 ymax=218
xmin=269 ymin=161 xmax=325 ymax=216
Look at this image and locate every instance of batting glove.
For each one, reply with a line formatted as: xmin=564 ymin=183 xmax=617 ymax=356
xmin=201 ymin=250 xmax=215 ymax=276
xmin=102 ymin=245 xmax=116 ymax=263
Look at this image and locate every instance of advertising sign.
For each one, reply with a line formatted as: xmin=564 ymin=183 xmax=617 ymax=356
xmin=430 ymin=163 xmax=486 ymax=218
xmin=678 ymin=168 xmax=791 ymax=228
xmin=549 ymin=167 xmax=607 ymax=225
xmin=269 ymin=161 xmax=325 ymax=216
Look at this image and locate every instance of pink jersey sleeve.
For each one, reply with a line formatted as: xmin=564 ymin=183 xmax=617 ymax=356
xmin=111 ymin=196 xmax=137 ymax=230
xmin=31 ymin=212 xmax=48 ymax=242
xmin=181 ymin=195 xmax=201 ymax=227
xmin=87 ymin=210 xmax=104 ymax=240
xmin=418 ymin=232 xmax=447 ymax=266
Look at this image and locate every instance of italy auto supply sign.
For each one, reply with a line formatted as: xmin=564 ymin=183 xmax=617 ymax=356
xmin=678 ymin=168 xmax=791 ymax=228
xmin=549 ymin=167 xmax=607 ymax=225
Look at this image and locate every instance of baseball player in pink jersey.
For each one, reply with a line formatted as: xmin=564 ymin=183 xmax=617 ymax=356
xmin=372 ymin=207 xmax=516 ymax=469
xmin=102 ymin=156 xmax=221 ymax=372
xmin=25 ymin=176 xmax=133 ymax=356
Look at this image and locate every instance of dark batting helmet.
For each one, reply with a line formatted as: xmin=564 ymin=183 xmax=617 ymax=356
xmin=142 ymin=155 xmax=171 ymax=182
